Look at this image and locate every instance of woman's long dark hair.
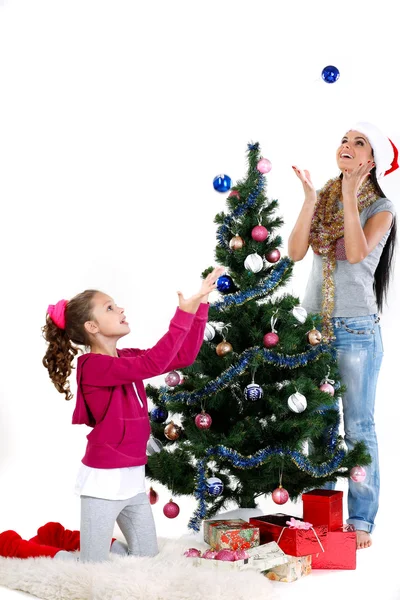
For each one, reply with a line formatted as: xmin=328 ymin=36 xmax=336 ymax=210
xmin=369 ymin=169 xmax=397 ymax=312
xmin=340 ymin=167 xmax=397 ymax=311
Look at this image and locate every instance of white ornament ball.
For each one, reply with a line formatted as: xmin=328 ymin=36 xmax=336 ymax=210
xmin=292 ymin=306 xmax=308 ymax=324
xmin=244 ymin=253 xmax=263 ymax=273
xmin=204 ymin=323 xmax=216 ymax=342
xmin=288 ymin=392 xmax=307 ymax=413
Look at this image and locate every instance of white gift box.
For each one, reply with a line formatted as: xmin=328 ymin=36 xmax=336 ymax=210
xmin=192 ymin=541 xmax=288 ymax=572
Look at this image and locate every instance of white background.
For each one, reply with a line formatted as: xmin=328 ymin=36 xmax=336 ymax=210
xmin=0 ymin=1 xmax=399 ymax=598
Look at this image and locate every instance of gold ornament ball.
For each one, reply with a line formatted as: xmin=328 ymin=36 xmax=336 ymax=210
xmin=307 ymin=329 xmax=322 ymax=346
xmin=164 ymin=421 xmax=181 ymax=441
xmin=216 ymin=341 xmax=233 ymax=356
xmin=229 ymin=235 xmax=244 ymax=251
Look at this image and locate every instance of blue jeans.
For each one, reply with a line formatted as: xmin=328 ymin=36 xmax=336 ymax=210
xmin=325 ymin=314 xmax=383 ymax=533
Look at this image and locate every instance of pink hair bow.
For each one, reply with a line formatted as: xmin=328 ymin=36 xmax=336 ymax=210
xmin=47 ymin=299 xmax=68 ymax=330
xmin=286 ymin=517 xmax=313 ymax=530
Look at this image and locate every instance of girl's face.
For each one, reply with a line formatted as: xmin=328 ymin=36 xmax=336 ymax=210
xmin=85 ymin=292 xmax=130 ymax=339
xmin=336 ymin=130 xmax=374 ymax=173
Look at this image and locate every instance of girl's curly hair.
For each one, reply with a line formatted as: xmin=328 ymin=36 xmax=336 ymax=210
xmin=42 ymin=289 xmax=99 ymax=400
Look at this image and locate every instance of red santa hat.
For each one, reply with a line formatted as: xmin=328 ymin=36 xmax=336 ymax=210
xmin=348 ymin=122 xmax=399 ymax=180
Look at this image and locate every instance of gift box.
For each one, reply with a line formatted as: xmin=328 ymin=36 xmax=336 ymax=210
xmin=208 ymin=521 xmax=260 ymax=551
xmin=203 ymin=519 xmax=247 ymax=545
xmin=302 ymin=489 xmax=343 ymax=531
xmin=264 ymin=554 xmax=312 ymax=583
xmin=312 ymin=525 xmax=356 ymax=570
xmin=193 ymin=541 xmax=288 ymax=572
xmin=249 ymin=514 xmax=326 ymax=557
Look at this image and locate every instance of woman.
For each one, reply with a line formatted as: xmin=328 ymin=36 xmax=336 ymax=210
xmin=288 ymin=122 xmax=398 ymax=549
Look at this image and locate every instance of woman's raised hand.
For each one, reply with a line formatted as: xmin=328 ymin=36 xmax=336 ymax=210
xmin=177 ymin=266 xmax=225 ymax=314
xmin=292 ymin=166 xmax=317 ymax=203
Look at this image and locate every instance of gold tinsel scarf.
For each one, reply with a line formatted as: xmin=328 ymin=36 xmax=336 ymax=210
xmin=309 ymin=177 xmax=379 ymax=341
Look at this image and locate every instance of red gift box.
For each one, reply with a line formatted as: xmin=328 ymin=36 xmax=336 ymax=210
xmin=302 ymin=489 xmax=343 ymax=531
xmin=312 ymin=525 xmax=356 ymax=570
xmin=249 ymin=514 xmax=327 ymax=557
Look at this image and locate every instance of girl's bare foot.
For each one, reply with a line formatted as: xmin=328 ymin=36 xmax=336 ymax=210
xmin=356 ymin=530 xmax=372 ymax=549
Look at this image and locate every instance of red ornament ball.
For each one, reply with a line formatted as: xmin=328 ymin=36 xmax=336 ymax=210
xmin=163 ymin=500 xmax=180 ymax=519
xmin=251 ymin=225 xmax=269 ymax=242
xmin=228 ymin=190 xmax=240 ymax=199
xmin=272 ymin=486 xmax=289 ymax=505
xmin=195 ymin=411 xmax=212 ymax=430
xmin=265 ymin=249 xmax=281 ymax=263
xmin=350 ymin=465 xmax=366 ymax=483
xmin=320 ymin=383 xmax=335 ymax=396
xmin=263 ymin=332 xmax=279 ymax=348
xmin=148 ymin=487 xmax=159 ymax=505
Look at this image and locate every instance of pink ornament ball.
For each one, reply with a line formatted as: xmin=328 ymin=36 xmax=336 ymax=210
xmin=195 ymin=412 xmax=212 ymax=430
xmin=251 ymin=225 xmax=269 ymax=242
xmin=234 ymin=549 xmax=249 ymax=560
xmin=202 ymin=549 xmax=218 ymax=559
xmin=229 ymin=190 xmax=240 ymax=199
xmin=184 ymin=548 xmax=201 ymax=557
xmin=257 ymin=158 xmax=272 ymax=174
xmin=263 ymin=332 xmax=279 ymax=348
xmin=163 ymin=500 xmax=180 ymax=518
xmin=265 ymin=249 xmax=281 ymax=263
xmin=165 ymin=371 xmax=181 ymax=387
xmin=215 ymin=549 xmax=236 ymax=561
xmin=319 ymin=383 xmax=335 ymax=396
xmin=272 ymin=486 xmax=289 ymax=505
xmin=350 ymin=465 xmax=366 ymax=483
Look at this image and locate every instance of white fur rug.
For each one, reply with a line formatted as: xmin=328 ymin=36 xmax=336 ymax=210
xmin=0 ymin=537 xmax=280 ymax=600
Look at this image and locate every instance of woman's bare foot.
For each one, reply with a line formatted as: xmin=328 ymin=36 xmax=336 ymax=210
xmin=356 ymin=530 xmax=372 ymax=549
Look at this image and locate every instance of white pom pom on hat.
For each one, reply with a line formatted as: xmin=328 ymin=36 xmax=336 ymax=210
xmin=347 ymin=121 xmax=399 ymax=179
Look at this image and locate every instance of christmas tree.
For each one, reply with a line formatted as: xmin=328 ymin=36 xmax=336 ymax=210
xmin=145 ymin=142 xmax=369 ymax=532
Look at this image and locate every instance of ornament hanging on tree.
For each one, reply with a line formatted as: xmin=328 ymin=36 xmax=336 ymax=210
xmin=292 ymin=306 xmax=308 ymax=324
xmin=288 ymin=391 xmax=307 ymax=413
xmin=146 ymin=435 xmax=163 ymax=455
xmin=213 ymin=174 xmax=232 ymax=192
xmin=148 ymin=487 xmax=159 ymax=505
xmin=272 ymin=485 xmax=289 ymax=505
xmin=164 ymin=421 xmax=182 ymax=441
xmin=244 ymin=253 xmax=264 ymax=273
xmin=265 ymin=248 xmax=281 ymax=263
xmin=263 ymin=310 xmax=279 ymax=348
xmin=216 ymin=340 xmax=233 ymax=356
xmin=165 ymin=371 xmax=181 ymax=387
xmin=251 ymin=225 xmax=269 ymax=242
xmin=163 ymin=500 xmax=180 ymax=518
xmin=244 ymin=382 xmax=264 ymax=401
xmin=204 ymin=322 xmax=216 ymax=342
xmin=257 ymin=158 xmax=272 ymax=174
xmin=206 ymin=477 xmax=224 ymax=496
xmin=307 ymin=328 xmax=322 ymax=346
xmin=195 ymin=410 xmax=212 ymax=429
xmin=216 ymin=274 xmax=234 ymax=293
xmin=350 ymin=465 xmax=366 ymax=483
xmin=150 ymin=406 xmax=168 ymax=423
xmin=229 ymin=235 xmax=244 ymax=251
xmin=228 ymin=189 xmax=240 ymax=199
xmin=319 ymin=366 xmax=335 ymax=396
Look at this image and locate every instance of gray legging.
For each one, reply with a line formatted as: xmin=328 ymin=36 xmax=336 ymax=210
xmin=78 ymin=492 xmax=158 ymax=563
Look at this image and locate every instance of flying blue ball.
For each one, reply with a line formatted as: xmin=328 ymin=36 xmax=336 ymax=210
xmin=244 ymin=383 xmax=264 ymax=401
xmin=150 ymin=407 xmax=168 ymax=423
xmin=206 ymin=477 xmax=224 ymax=496
xmin=216 ymin=275 xmax=234 ymax=293
xmin=321 ymin=65 xmax=340 ymax=84
xmin=213 ymin=174 xmax=232 ymax=193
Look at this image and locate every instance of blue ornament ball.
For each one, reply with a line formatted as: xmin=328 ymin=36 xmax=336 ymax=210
xmin=150 ymin=407 xmax=168 ymax=423
xmin=321 ymin=65 xmax=340 ymax=84
xmin=206 ymin=477 xmax=224 ymax=496
xmin=244 ymin=383 xmax=264 ymax=401
xmin=216 ymin=275 xmax=234 ymax=293
xmin=213 ymin=174 xmax=232 ymax=193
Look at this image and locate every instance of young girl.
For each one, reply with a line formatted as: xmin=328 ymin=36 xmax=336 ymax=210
xmin=0 ymin=266 xmax=224 ymax=562
xmin=288 ymin=122 xmax=398 ymax=550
